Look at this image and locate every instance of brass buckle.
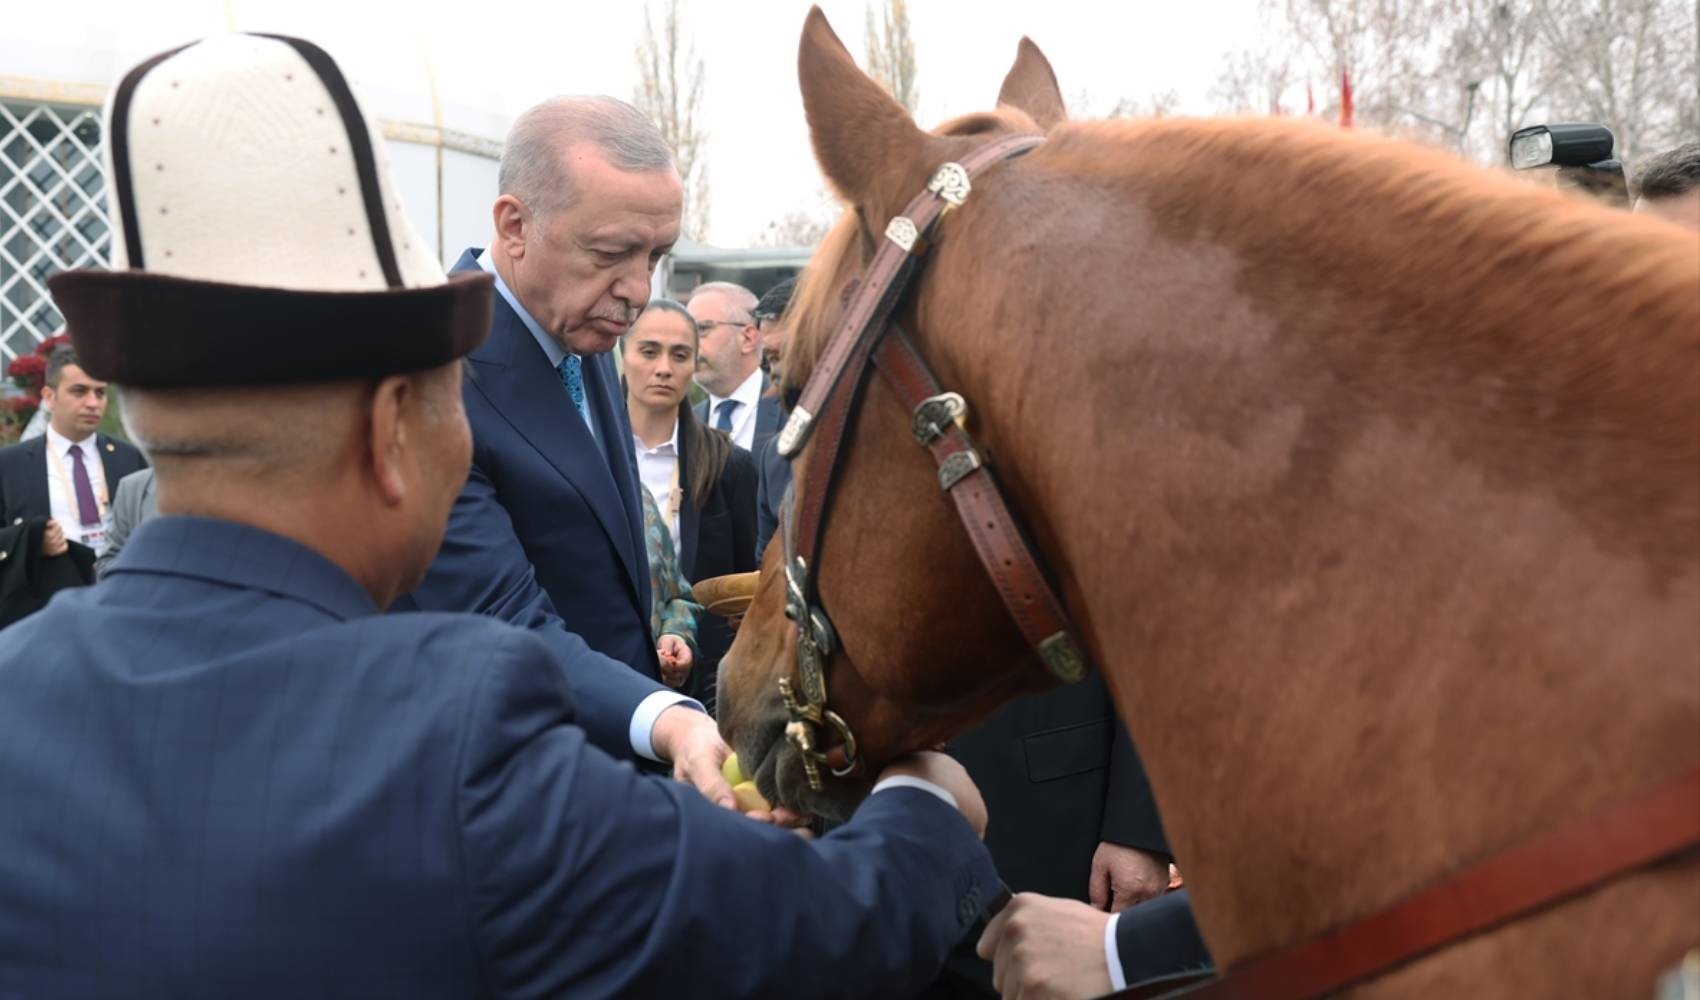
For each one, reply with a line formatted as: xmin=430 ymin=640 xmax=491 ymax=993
xmin=912 ymin=392 xmax=968 ymax=446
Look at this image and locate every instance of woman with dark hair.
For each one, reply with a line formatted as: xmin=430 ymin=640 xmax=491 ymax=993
xmin=623 ymin=299 xmax=758 ymax=715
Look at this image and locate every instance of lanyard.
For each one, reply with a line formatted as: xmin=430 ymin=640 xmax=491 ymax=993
xmin=663 ymin=456 xmax=682 ymax=535
xmin=47 ymin=439 xmax=109 ymax=527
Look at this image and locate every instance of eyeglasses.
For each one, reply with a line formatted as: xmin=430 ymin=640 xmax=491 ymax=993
xmin=695 ymin=319 xmax=752 ymax=335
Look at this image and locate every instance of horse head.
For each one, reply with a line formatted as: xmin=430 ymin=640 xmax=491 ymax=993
xmin=716 ymin=8 xmax=1077 ymax=821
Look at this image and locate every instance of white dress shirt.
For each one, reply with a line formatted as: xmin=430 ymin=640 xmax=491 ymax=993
xmin=633 ymin=422 xmax=683 ymax=552
xmin=704 ymin=367 xmax=763 ymax=451
xmin=43 ymin=425 xmax=111 ymax=552
xmin=1106 ymin=911 xmax=1128 ymax=990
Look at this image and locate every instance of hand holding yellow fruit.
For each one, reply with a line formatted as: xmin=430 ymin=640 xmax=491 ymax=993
xmin=720 ymin=753 xmax=772 ymax=813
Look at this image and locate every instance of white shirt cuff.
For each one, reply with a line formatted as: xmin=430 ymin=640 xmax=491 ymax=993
xmin=630 ymin=691 xmax=702 ymax=762
xmin=869 ymin=774 xmax=958 ymax=810
xmin=1104 ymin=910 xmax=1127 ymax=991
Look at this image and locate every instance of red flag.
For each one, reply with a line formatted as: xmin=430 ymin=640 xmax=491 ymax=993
xmin=1306 ymin=81 xmax=1315 ymax=115
xmin=1340 ymin=68 xmax=1354 ymax=128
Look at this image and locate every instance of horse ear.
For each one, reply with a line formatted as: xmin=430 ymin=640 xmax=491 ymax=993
xmin=798 ymin=6 xmax=929 ymax=214
xmin=996 ymin=38 xmax=1067 ymax=131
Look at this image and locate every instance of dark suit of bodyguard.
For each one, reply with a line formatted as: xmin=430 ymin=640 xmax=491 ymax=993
xmin=10 ymin=35 xmax=1001 ymax=997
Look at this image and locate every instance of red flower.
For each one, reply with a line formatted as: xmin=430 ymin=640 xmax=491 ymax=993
xmin=7 ymin=355 xmax=45 ymax=380
xmin=3 ymin=397 xmax=37 ymax=414
xmin=33 ymin=332 xmax=69 ymax=357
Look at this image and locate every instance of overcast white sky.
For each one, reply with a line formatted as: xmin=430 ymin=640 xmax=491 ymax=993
xmin=14 ymin=0 xmax=1265 ymax=245
xmin=473 ymin=0 xmax=1267 ymax=243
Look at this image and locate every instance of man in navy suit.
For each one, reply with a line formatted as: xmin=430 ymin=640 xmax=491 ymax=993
xmin=690 ymin=281 xmax=784 ymax=455
xmin=0 ymin=345 xmax=146 ymax=555
xmin=7 ymin=33 xmax=1002 ymax=997
xmin=396 ymin=96 xmax=735 ymax=802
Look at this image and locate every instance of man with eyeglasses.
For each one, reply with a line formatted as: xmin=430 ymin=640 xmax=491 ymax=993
xmin=688 ymin=282 xmax=782 ymax=454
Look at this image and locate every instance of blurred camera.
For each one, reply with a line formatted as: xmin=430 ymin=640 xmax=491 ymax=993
xmin=1509 ymin=123 xmax=1629 ymax=208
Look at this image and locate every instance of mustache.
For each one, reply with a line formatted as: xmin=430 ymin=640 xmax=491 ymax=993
xmin=593 ymin=305 xmax=641 ymax=325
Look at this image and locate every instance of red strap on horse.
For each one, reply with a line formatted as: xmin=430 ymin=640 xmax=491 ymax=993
xmin=1113 ymin=764 xmax=1700 ymax=999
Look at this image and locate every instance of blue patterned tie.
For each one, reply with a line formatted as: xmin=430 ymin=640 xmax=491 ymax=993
xmin=714 ymin=399 xmax=738 ymax=432
xmin=557 ymin=354 xmax=590 ymax=426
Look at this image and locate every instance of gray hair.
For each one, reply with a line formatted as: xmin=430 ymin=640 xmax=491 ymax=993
xmin=687 ymin=281 xmax=758 ymax=324
xmin=499 ymin=96 xmax=676 ymax=216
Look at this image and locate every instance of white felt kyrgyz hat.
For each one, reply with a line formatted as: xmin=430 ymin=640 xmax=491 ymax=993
xmin=50 ymin=33 xmax=491 ymax=387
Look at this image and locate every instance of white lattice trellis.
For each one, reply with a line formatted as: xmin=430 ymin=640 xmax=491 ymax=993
xmin=0 ymin=101 xmax=109 ymax=363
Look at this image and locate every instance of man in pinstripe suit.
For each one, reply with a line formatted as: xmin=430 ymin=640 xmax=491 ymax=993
xmin=0 ymin=33 xmax=1002 ymax=999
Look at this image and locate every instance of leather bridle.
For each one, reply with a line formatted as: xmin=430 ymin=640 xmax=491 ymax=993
xmin=773 ymin=132 xmax=1088 ymax=790
xmin=767 ymin=129 xmax=1700 ymax=1000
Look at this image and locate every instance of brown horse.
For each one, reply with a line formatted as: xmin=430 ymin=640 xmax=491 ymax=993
xmin=717 ymin=9 xmax=1700 ymax=995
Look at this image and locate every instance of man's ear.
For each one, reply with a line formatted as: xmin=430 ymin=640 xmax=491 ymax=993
xmin=492 ymin=195 xmax=529 ymax=261
xmin=367 ymin=376 xmax=411 ymax=507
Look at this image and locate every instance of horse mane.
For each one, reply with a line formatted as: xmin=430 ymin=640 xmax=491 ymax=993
xmin=786 ymin=114 xmax=1699 ymax=457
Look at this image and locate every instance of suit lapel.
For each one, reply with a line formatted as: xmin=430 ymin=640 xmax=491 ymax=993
xmin=580 ymin=350 xmax=647 ymax=596
xmin=95 ymin=435 xmax=127 ymax=492
xmin=676 ymin=436 xmax=700 ymax=576
xmin=463 ymin=283 xmax=644 ymax=603
xmin=20 ymin=437 xmax=49 ymax=521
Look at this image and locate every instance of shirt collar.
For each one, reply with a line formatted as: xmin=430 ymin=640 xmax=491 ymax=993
xmin=631 ymin=418 xmax=680 ymax=455
xmin=108 ymin=516 xmax=379 ymax=622
xmin=477 ymin=246 xmax=572 ymax=369
xmin=710 ymin=367 xmax=765 ymax=410
xmin=44 ymin=423 xmax=93 ymax=460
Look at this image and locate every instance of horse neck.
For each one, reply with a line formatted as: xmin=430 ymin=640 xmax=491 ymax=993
xmin=918 ymin=122 xmax=1700 ymax=964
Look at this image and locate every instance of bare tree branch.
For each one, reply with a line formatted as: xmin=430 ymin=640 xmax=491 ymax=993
xmin=1214 ymin=0 xmax=1697 ymax=164
xmin=635 ymin=0 xmax=712 ymax=237
xmin=865 ymin=0 xmax=920 ymax=114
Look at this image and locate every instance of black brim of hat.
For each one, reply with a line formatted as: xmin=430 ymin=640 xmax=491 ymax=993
xmin=48 ymin=269 xmax=493 ymax=387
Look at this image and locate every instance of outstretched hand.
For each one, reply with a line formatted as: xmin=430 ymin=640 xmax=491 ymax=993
xmin=977 ymin=893 xmax=1113 ymax=1000
xmin=651 ymin=705 xmax=736 ymax=810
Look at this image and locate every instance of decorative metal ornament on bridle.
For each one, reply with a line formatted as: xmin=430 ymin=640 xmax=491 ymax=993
xmin=776 ymin=137 xmax=1088 ymax=793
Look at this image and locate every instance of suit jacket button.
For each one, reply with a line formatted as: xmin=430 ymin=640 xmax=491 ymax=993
xmin=957 ymin=885 xmax=982 ymax=925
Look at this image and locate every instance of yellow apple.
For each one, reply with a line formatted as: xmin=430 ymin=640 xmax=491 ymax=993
xmin=732 ymin=781 xmax=771 ymax=814
xmin=721 ymin=753 xmax=745 ymax=787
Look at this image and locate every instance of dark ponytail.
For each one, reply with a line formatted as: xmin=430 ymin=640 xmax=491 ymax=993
xmin=678 ymin=396 xmax=731 ymax=511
